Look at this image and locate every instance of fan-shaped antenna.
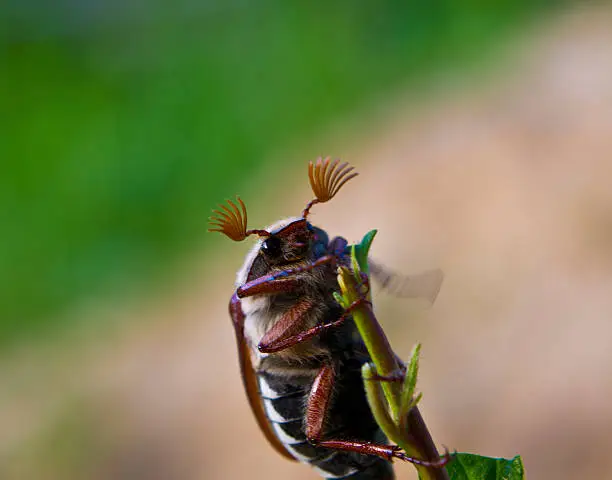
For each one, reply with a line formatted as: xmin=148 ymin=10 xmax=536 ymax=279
xmin=302 ymin=157 xmax=358 ymax=219
xmin=208 ymin=197 xmax=269 ymax=241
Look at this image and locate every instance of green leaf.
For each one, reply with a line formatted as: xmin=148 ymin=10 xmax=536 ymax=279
xmin=353 ymin=229 xmax=377 ymax=274
xmin=446 ymin=453 xmax=524 ymax=480
xmin=400 ymin=343 xmax=421 ymax=412
xmin=351 ymin=245 xmax=362 ymax=284
xmin=332 ymin=291 xmax=347 ymax=309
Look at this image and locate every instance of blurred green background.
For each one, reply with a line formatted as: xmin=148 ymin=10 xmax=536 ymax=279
xmin=6 ymin=2 xmax=612 ymax=480
xmin=1 ymin=1 xmax=554 ymax=345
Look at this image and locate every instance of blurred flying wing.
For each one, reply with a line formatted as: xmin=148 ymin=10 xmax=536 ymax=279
xmin=369 ymin=260 xmax=443 ymax=304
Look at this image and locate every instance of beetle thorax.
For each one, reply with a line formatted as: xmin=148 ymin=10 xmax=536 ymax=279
xmin=235 ymin=217 xmax=333 ymax=365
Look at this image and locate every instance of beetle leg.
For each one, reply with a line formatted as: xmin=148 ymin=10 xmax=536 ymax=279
xmin=258 ymin=298 xmax=315 ymax=353
xmin=238 ymin=255 xmax=336 ymax=298
xmin=258 ymin=297 xmax=371 ymax=354
xmin=238 ymin=278 xmax=301 ymax=298
xmin=365 ymin=365 xmax=407 ymax=383
xmin=306 ymin=365 xmax=450 ymax=467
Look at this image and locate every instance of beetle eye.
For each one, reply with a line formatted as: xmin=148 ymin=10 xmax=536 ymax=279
xmin=261 ymin=236 xmax=282 ymax=258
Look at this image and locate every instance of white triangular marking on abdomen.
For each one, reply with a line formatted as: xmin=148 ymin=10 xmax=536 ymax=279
xmin=311 ymin=465 xmax=359 ymax=478
xmin=271 ymin=422 xmax=303 ymax=445
xmin=284 ymin=444 xmax=314 ymax=463
xmin=258 ymin=376 xmax=282 ymax=399
xmin=263 ymin=398 xmax=301 ymax=423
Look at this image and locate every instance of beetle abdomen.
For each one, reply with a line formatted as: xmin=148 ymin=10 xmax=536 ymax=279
xmin=329 ymin=458 xmax=394 ymax=480
xmin=257 ymin=371 xmax=320 ymax=459
xmin=257 ymin=370 xmax=394 ymax=479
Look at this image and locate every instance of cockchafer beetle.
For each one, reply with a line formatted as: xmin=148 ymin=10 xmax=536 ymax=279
xmin=209 ymin=158 xmax=445 ymax=479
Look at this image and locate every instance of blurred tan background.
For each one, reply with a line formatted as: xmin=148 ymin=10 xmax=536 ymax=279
xmin=3 ymin=3 xmax=612 ymax=480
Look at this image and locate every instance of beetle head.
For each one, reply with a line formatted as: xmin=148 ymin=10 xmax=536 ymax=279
xmin=259 ymin=218 xmax=310 ymax=264
xmin=208 ymin=157 xmax=357 ymax=244
xmin=241 ymin=218 xmax=331 ymax=283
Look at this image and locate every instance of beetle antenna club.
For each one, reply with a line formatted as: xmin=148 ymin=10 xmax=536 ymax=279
xmin=302 ymin=157 xmax=359 ymax=219
xmin=208 ymin=196 xmax=270 ymax=241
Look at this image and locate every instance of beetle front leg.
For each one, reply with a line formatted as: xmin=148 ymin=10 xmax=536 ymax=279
xmin=306 ymin=365 xmax=450 ymax=467
xmin=238 ymin=278 xmax=301 ymax=298
xmin=237 ymin=255 xmax=336 ymax=298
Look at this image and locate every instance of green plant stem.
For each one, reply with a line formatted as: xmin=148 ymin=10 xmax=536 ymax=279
xmin=362 ymin=363 xmax=401 ymax=443
xmin=338 ymin=264 xmax=449 ymax=480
